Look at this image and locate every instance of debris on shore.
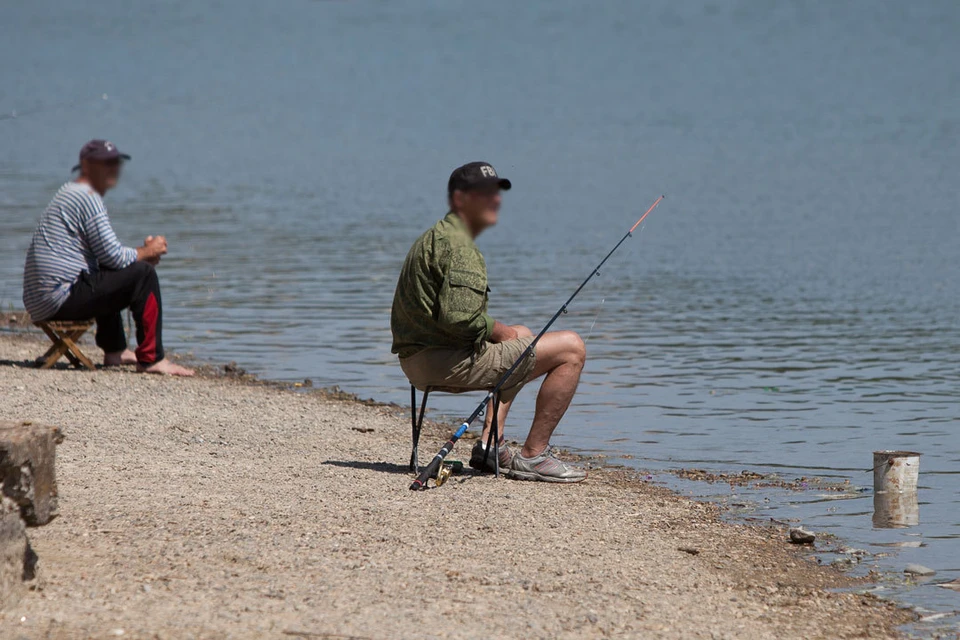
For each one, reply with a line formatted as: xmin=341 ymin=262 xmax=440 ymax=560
xmin=672 ymin=468 xmax=857 ymax=492
xmin=789 ymin=528 xmax=816 ymax=545
xmin=904 ymin=564 xmax=936 ymax=577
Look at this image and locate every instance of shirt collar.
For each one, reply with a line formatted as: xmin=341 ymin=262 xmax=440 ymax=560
xmin=445 ymin=211 xmax=469 ymax=234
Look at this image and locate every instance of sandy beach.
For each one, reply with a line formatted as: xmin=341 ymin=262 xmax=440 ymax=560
xmin=0 ymin=332 xmax=912 ymax=639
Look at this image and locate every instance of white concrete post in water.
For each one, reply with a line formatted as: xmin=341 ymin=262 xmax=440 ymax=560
xmin=872 ymin=450 xmax=921 ymax=528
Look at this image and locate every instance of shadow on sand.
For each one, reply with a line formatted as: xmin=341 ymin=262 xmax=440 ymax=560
xmin=322 ymin=459 xmax=483 ymax=483
xmin=0 ymin=357 xmax=101 ymax=371
xmin=322 ymin=460 xmax=412 ymax=475
xmin=0 ymin=358 xmax=48 ymax=369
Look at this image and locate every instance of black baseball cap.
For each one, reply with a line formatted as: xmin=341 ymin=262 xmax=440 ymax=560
xmin=447 ymin=162 xmax=512 ymax=196
xmin=71 ymin=139 xmax=131 ymax=172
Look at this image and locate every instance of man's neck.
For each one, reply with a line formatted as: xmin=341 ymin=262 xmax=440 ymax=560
xmin=75 ymin=175 xmax=105 ymax=197
xmin=451 ymin=210 xmax=480 ymax=238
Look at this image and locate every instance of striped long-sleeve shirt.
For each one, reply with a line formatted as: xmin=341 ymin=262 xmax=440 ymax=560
xmin=22 ymin=181 xmax=137 ymax=321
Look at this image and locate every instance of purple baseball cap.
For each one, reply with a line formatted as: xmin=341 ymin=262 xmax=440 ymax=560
xmin=71 ymin=139 xmax=131 ymax=172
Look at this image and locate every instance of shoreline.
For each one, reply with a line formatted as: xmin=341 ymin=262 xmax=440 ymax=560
xmin=0 ymin=330 xmax=915 ymax=638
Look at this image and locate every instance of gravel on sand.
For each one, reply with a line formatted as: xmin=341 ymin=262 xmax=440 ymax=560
xmin=0 ymin=333 xmax=912 ymax=639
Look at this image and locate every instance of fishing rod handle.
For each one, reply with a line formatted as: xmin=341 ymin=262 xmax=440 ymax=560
xmin=409 ymin=422 xmax=469 ymax=490
xmin=409 ymin=446 xmax=449 ymax=491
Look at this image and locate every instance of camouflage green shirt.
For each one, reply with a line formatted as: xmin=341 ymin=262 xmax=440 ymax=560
xmin=391 ymin=212 xmax=495 ymax=358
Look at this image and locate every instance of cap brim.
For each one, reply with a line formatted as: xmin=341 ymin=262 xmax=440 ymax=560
xmin=469 ymin=177 xmax=511 ymax=191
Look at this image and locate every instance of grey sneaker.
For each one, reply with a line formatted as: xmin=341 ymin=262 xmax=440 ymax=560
xmin=508 ymin=446 xmax=587 ymax=483
xmin=469 ymin=440 xmax=513 ymax=474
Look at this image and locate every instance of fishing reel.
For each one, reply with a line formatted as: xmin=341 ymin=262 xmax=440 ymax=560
xmin=433 ymin=459 xmax=463 ymax=487
xmin=435 ymin=463 xmax=454 ymax=487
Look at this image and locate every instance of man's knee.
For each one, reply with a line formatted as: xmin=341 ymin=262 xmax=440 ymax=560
xmin=550 ymin=330 xmax=586 ymax=367
xmin=512 ymin=325 xmax=533 ymax=339
xmin=131 ymin=261 xmax=159 ymax=283
xmin=565 ymin=331 xmax=586 ymax=367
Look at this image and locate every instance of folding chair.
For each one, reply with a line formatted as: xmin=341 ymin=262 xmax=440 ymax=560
xmin=409 ymin=385 xmax=502 ymax=477
xmin=34 ymin=320 xmax=96 ymax=371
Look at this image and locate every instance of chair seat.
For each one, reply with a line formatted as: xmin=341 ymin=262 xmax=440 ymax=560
xmin=34 ymin=320 xmax=96 ymax=371
xmin=418 ymin=384 xmax=493 ymax=395
xmin=40 ymin=320 xmax=94 ymax=331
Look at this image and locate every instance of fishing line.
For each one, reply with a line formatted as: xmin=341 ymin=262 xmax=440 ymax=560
xmin=583 ymin=215 xmax=650 ymax=343
xmin=584 ymin=298 xmax=605 ymax=343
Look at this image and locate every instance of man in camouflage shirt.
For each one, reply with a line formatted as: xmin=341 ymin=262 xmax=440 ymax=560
xmin=391 ymin=162 xmax=587 ymax=483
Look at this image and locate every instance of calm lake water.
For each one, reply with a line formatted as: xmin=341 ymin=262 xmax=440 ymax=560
xmin=1 ymin=0 xmax=958 ymax=629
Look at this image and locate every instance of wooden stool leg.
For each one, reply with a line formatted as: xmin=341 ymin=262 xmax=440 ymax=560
xmin=39 ymin=344 xmax=70 ymax=369
xmin=61 ymin=330 xmax=95 ymax=371
xmin=37 ymin=324 xmax=69 ymax=369
xmin=37 ymin=342 xmax=60 ymax=363
xmin=68 ymin=328 xmax=96 ymax=370
xmin=62 ymin=349 xmax=82 ymax=367
xmin=60 ymin=330 xmax=83 ymax=366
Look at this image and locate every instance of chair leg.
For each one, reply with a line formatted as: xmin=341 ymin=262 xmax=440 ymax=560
xmin=62 ymin=348 xmax=82 ymax=367
xmin=37 ymin=324 xmax=66 ymax=369
xmin=409 ymin=386 xmax=418 ymax=473
xmin=410 ymin=386 xmax=431 ymax=474
xmin=483 ymin=392 xmax=501 ymax=478
xmin=62 ymin=330 xmax=95 ymax=371
xmin=36 ymin=342 xmax=60 ymax=364
xmin=409 ymin=386 xmax=417 ymax=473
xmin=39 ymin=342 xmax=70 ymax=369
xmin=492 ymin=393 xmax=501 ymax=478
xmin=61 ymin=330 xmax=82 ymax=366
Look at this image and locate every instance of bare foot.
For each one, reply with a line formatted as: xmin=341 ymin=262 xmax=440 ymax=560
xmin=137 ymin=359 xmax=195 ymax=377
xmin=103 ymin=349 xmax=138 ymax=366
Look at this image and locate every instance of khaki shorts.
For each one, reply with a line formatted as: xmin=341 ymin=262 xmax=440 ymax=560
xmin=399 ymin=337 xmax=537 ymax=403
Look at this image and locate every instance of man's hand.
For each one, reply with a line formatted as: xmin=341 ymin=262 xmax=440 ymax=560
xmin=137 ymin=235 xmax=167 ymax=264
xmin=490 ymin=320 xmax=520 ymax=344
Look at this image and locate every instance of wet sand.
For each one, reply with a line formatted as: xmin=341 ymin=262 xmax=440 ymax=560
xmin=0 ymin=333 xmax=912 ymax=639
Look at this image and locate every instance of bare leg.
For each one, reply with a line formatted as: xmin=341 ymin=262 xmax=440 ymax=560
xmin=480 ymin=396 xmax=513 ymax=444
xmin=520 ymin=330 xmax=586 ymax=457
xmin=480 ymin=325 xmax=533 ymax=444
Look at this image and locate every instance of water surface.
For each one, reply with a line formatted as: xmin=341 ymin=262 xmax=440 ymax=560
xmin=1 ymin=0 xmax=957 ymax=628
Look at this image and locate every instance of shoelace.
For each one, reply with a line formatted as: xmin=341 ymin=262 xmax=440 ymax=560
xmin=534 ymin=445 xmax=566 ymax=465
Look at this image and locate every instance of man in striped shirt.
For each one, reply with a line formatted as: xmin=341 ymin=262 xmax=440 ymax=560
xmin=22 ymin=140 xmax=193 ymax=376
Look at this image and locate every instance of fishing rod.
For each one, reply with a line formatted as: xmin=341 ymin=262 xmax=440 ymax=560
xmin=410 ymin=195 xmax=665 ymax=491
